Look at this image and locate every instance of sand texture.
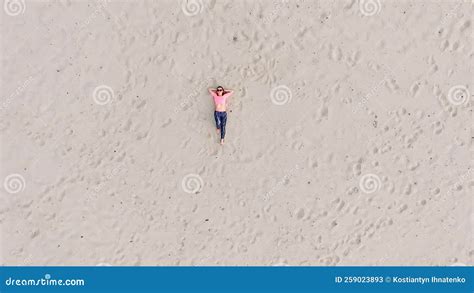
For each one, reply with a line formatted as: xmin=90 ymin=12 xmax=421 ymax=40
xmin=0 ymin=0 xmax=472 ymax=265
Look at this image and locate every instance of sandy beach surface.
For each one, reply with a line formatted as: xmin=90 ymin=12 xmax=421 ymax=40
xmin=0 ymin=0 xmax=472 ymax=266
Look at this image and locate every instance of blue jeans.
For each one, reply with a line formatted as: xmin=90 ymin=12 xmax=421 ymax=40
xmin=214 ymin=111 xmax=227 ymax=139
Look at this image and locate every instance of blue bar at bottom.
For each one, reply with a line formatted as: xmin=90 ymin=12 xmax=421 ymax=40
xmin=0 ymin=266 xmax=472 ymax=292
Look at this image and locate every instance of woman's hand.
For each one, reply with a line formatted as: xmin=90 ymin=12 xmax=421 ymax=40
xmin=224 ymin=89 xmax=234 ymax=96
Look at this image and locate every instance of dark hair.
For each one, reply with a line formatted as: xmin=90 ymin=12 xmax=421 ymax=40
xmin=216 ymin=86 xmax=224 ymax=91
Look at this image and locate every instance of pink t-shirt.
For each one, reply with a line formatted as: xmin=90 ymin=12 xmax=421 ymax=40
xmin=211 ymin=92 xmax=231 ymax=104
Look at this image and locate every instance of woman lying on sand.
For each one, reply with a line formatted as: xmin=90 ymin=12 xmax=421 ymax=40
xmin=208 ymin=86 xmax=234 ymax=145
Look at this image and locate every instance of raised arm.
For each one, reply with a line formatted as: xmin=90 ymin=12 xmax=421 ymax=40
xmin=223 ymin=89 xmax=234 ymax=97
xmin=208 ymin=88 xmax=217 ymax=97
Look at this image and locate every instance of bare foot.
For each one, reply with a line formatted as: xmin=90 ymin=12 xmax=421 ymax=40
xmin=220 ymin=139 xmax=224 ymax=145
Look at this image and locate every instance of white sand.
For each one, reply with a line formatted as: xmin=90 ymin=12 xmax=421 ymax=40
xmin=0 ymin=0 xmax=472 ymax=265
